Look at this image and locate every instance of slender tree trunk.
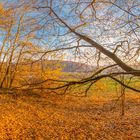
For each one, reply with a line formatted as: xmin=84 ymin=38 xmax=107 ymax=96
xmin=120 ymin=75 xmax=125 ymax=116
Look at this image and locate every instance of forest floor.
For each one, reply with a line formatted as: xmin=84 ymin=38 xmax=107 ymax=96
xmin=0 ymin=91 xmax=140 ymax=140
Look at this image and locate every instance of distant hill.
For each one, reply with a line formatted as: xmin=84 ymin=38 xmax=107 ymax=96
xmin=35 ymin=60 xmax=94 ymax=73
xmin=25 ymin=60 xmax=94 ymax=72
xmin=57 ymin=60 xmax=94 ymax=72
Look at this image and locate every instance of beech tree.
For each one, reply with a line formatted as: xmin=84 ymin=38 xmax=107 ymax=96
xmin=27 ymin=0 xmax=140 ymax=93
xmin=34 ymin=0 xmax=140 ymax=73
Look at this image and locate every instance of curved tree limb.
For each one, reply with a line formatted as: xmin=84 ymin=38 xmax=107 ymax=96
xmin=35 ymin=6 xmax=140 ymax=76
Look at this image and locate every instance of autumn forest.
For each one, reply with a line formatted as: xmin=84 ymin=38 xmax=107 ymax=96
xmin=0 ymin=0 xmax=140 ymax=139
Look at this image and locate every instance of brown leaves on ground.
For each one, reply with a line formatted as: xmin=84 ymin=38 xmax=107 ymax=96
xmin=0 ymin=92 xmax=140 ymax=140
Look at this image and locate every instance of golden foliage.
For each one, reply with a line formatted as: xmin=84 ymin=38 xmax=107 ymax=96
xmin=0 ymin=3 xmax=13 ymax=27
xmin=13 ymin=61 xmax=63 ymax=89
xmin=0 ymin=93 xmax=139 ymax=139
